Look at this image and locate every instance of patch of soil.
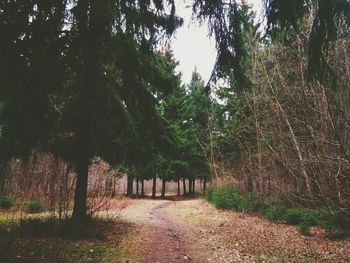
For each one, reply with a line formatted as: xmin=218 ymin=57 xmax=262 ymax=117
xmin=118 ymin=199 xmax=202 ymax=263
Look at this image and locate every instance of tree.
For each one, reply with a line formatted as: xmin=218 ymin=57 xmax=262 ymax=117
xmin=0 ymin=0 xmax=183 ymax=221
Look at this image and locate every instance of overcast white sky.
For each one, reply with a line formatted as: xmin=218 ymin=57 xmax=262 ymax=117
xmin=171 ymin=0 xmax=263 ymax=84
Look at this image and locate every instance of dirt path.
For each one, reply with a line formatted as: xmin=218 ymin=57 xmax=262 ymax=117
xmin=118 ymin=198 xmax=350 ymax=263
xmin=119 ymin=199 xmax=199 ymax=263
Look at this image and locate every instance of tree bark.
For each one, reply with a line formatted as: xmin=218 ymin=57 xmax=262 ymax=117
xmin=203 ymin=177 xmax=207 ymax=194
xmin=152 ymin=174 xmax=156 ymax=198
xmin=183 ymin=177 xmax=187 ymax=196
xmin=161 ymin=178 xmax=166 ymax=198
xmin=136 ymin=179 xmax=139 ymax=197
xmin=72 ymin=157 xmax=89 ymax=221
xmin=141 ymin=180 xmax=145 ymax=197
xmin=189 ymin=179 xmax=192 ymax=195
xmin=177 ymin=180 xmax=180 ymax=196
xmin=192 ymin=178 xmax=195 ymax=194
xmin=127 ymin=176 xmax=134 ymax=197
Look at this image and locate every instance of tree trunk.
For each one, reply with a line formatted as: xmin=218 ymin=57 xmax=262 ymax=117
xmin=72 ymin=157 xmax=89 ymax=221
xmin=177 ymin=180 xmax=180 ymax=196
xmin=161 ymin=178 xmax=166 ymax=198
xmin=152 ymin=175 xmax=156 ymax=198
xmin=189 ymin=179 xmax=192 ymax=195
xmin=203 ymin=177 xmax=207 ymax=194
xmin=136 ymin=179 xmax=139 ymax=197
xmin=192 ymin=178 xmax=195 ymax=194
xmin=141 ymin=180 xmax=145 ymax=197
xmin=127 ymin=176 xmax=134 ymax=197
xmin=112 ymin=178 xmax=116 ymax=197
xmin=183 ymin=177 xmax=187 ymax=196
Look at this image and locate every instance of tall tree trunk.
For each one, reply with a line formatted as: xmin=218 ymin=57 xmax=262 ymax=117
xmin=136 ymin=179 xmax=139 ymax=197
xmin=161 ymin=178 xmax=166 ymax=198
xmin=177 ymin=180 xmax=180 ymax=196
xmin=127 ymin=176 xmax=134 ymax=197
xmin=203 ymin=177 xmax=207 ymax=194
xmin=152 ymin=174 xmax=156 ymax=198
xmin=112 ymin=178 xmax=116 ymax=197
xmin=192 ymin=178 xmax=195 ymax=194
xmin=183 ymin=177 xmax=187 ymax=196
xmin=141 ymin=180 xmax=145 ymax=197
xmin=72 ymin=157 xmax=89 ymax=221
xmin=189 ymin=179 xmax=192 ymax=195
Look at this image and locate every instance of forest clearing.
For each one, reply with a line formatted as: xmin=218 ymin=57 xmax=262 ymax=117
xmin=1 ymin=197 xmax=350 ymax=262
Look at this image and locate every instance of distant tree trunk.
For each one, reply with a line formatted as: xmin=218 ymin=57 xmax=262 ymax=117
xmin=136 ymin=179 xmax=139 ymax=197
xmin=177 ymin=180 xmax=180 ymax=196
xmin=161 ymin=178 xmax=166 ymax=198
xmin=112 ymin=178 xmax=116 ymax=197
xmin=192 ymin=178 xmax=195 ymax=194
xmin=152 ymin=175 xmax=156 ymax=198
xmin=72 ymin=156 xmax=89 ymax=221
xmin=245 ymin=174 xmax=253 ymax=192
xmin=189 ymin=179 xmax=192 ymax=195
xmin=203 ymin=177 xmax=207 ymax=194
xmin=141 ymin=180 xmax=145 ymax=197
xmin=183 ymin=177 xmax=187 ymax=196
xmin=127 ymin=176 xmax=134 ymax=197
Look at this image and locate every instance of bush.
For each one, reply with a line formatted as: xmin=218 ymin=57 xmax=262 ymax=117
xmin=26 ymin=199 xmax=46 ymax=213
xmin=284 ymin=208 xmax=305 ymax=225
xmin=244 ymin=192 xmax=268 ymax=213
xmin=207 ymin=188 xmax=349 ymax=238
xmin=298 ymin=221 xmax=311 ymax=235
xmin=264 ymin=204 xmax=288 ymax=222
xmin=0 ymin=196 xmax=15 ymax=210
xmin=316 ymin=208 xmax=349 ymax=239
xmin=207 ymin=187 xmax=246 ymax=210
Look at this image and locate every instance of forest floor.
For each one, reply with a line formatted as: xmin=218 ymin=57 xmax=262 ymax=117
xmin=1 ymin=197 xmax=350 ymax=262
xmin=117 ymin=198 xmax=350 ymax=263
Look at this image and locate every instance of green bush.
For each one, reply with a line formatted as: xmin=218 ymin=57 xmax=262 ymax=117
xmin=298 ymin=221 xmax=311 ymax=235
xmin=0 ymin=196 xmax=15 ymax=210
xmin=315 ymin=208 xmax=349 ymax=239
xmin=284 ymin=208 xmax=305 ymax=225
xmin=264 ymin=204 xmax=288 ymax=221
xmin=26 ymin=199 xmax=46 ymax=213
xmin=244 ymin=192 xmax=268 ymax=213
xmin=206 ymin=188 xmax=214 ymax=202
xmin=207 ymin=188 xmax=349 ymax=238
xmin=207 ymin=187 xmax=246 ymax=210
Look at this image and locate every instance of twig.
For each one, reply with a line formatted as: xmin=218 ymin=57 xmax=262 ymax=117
xmin=181 ymin=252 xmax=195 ymax=262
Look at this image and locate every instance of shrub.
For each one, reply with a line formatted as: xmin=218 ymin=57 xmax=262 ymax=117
xmin=284 ymin=208 xmax=305 ymax=225
xmin=298 ymin=221 xmax=311 ymax=235
xmin=208 ymin=188 xmax=246 ymax=210
xmin=206 ymin=188 xmax=214 ymax=202
xmin=207 ymin=189 xmax=349 ymax=238
xmin=244 ymin=192 xmax=267 ymax=213
xmin=26 ymin=199 xmax=46 ymax=213
xmin=316 ymin=208 xmax=349 ymax=239
xmin=0 ymin=196 xmax=15 ymax=210
xmin=207 ymin=188 xmax=268 ymax=212
xmin=264 ymin=204 xmax=288 ymax=222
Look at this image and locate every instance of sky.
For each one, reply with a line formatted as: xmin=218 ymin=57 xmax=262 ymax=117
xmin=171 ymin=0 xmax=263 ymax=85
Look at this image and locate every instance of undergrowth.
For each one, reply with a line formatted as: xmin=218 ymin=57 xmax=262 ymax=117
xmin=206 ymin=187 xmax=349 ymax=238
xmin=0 ymin=196 xmax=15 ymax=210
